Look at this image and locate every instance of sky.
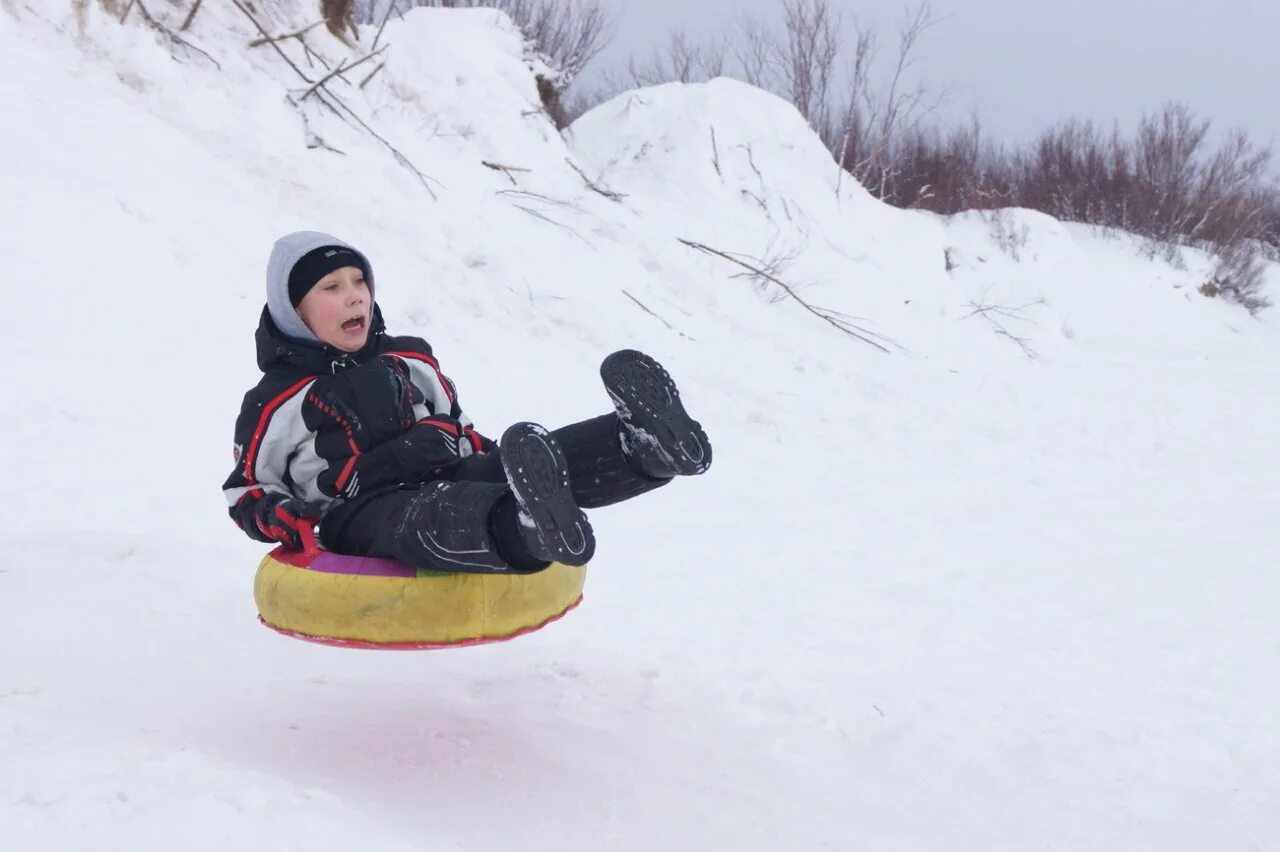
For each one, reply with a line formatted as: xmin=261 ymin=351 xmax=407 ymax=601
xmin=587 ymin=0 xmax=1280 ymax=156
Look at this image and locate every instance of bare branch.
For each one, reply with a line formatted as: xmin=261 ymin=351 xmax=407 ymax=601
xmin=372 ymin=0 xmax=399 ymax=50
xmin=128 ymin=0 xmax=221 ymax=69
xmin=299 ymin=43 xmax=388 ymax=101
xmin=678 ymin=237 xmax=897 ymax=352
xmin=622 ymin=290 xmax=695 ymax=340
xmin=483 ymin=160 xmax=531 ymax=185
xmin=511 ymin=205 xmax=594 ymax=247
xmin=179 ymin=0 xmax=203 ymax=32
xmin=565 ymin=158 xmax=625 ymax=201
xmin=229 ymin=0 xmax=440 ymax=199
xmin=249 ymin=21 xmax=323 ymax=49
xmin=961 ymin=295 xmax=1044 ymax=359
xmin=359 ymin=62 xmax=386 ymax=89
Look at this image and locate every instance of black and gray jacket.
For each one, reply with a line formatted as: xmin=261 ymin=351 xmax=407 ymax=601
xmin=222 ymin=232 xmax=494 ymax=544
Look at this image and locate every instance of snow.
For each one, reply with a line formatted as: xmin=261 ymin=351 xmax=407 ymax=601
xmin=3 ymin=2 xmax=1278 ymax=849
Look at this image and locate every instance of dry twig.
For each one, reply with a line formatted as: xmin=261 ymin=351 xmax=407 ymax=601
xmin=678 ymin=238 xmax=898 ymax=352
xmin=299 ymin=43 xmax=387 ymax=101
xmin=359 ymin=62 xmax=386 ymax=89
xmin=228 ymin=0 xmax=440 ymax=199
xmin=565 ymin=159 xmax=625 ymax=201
xmin=497 ymin=189 xmax=584 ymax=213
xmin=961 ymin=295 xmax=1044 ymax=359
xmin=179 ymin=0 xmax=203 ymax=32
xmin=372 ymin=0 xmax=400 ymax=51
xmin=511 ymin=205 xmax=593 ymax=247
xmin=249 ymin=21 xmax=323 ymax=48
xmin=622 ymin=290 xmax=695 ymax=340
xmin=483 ymin=160 xmax=531 ymax=185
xmin=125 ymin=0 xmax=220 ymax=68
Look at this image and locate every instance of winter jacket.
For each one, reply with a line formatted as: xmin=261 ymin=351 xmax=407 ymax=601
xmin=221 ymin=305 xmax=496 ymax=543
xmin=222 ymin=230 xmax=494 ymax=544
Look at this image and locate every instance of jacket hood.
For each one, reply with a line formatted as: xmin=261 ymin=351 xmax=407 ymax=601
xmin=255 ymin=303 xmax=389 ymax=375
xmin=266 ymin=230 xmax=376 ymax=343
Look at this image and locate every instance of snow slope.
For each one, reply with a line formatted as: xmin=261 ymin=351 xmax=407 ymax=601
xmin=2 ymin=3 xmax=1278 ymax=850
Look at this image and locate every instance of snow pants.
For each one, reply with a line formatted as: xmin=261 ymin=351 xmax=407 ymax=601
xmin=317 ymin=414 xmax=667 ymax=573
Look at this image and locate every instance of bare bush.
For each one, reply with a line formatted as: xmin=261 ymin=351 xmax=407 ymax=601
xmin=778 ymin=0 xmax=839 ymax=139
xmin=877 ymin=116 xmax=1012 ymax=212
xmin=617 ymin=29 xmax=728 ymax=88
xmin=993 ymin=103 xmax=1276 ymax=309
xmin=734 ymin=13 xmax=775 ymax=89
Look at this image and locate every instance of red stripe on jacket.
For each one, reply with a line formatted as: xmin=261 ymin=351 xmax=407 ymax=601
xmin=242 ymin=376 xmax=317 ymax=485
xmin=382 ymin=351 xmax=457 ymax=405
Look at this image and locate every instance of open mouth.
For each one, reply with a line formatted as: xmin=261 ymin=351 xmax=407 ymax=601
xmin=341 ymin=316 xmax=366 ymax=333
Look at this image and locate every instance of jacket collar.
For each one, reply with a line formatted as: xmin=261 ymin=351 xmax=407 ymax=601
xmin=255 ymin=304 xmax=389 ymax=375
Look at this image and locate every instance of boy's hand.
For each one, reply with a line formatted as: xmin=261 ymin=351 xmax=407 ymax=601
xmin=254 ymin=496 xmax=322 ymax=551
xmin=391 ymin=415 xmax=468 ymax=477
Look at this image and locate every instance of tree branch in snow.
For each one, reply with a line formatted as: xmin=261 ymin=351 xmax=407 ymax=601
xmin=961 ymin=295 xmax=1044 ymax=359
xmin=510 ymin=205 xmax=593 ymax=247
xmin=230 ymin=0 xmax=440 ymax=199
xmin=123 ymin=0 xmax=220 ymax=69
xmin=371 ymin=0 xmax=400 ymax=51
xmin=738 ymin=143 xmax=763 ymax=180
xmin=247 ymin=23 xmax=335 ymax=71
xmin=677 ymin=238 xmax=897 ymax=352
xmin=299 ymin=43 xmax=388 ymax=101
xmin=298 ymin=108 xmax=347 ymax=155
xmin=497 ymin=189 xmax=582 ymax=209
xmin=565 ymin=158 xmax=625 ymax=201
xmin=330 ymin=97 xmax=443 ymax=197
xmin=234 ymin=0 xmax=317 ymax=79
xmin=622 ymin=290 xmax=695 ymax=340
xmin=710 ymin=126 xmax=722 ymax=178
xmin=725 ymin=240 xmax=801 ymax=303
xmin=483 ymin=160 xmax=531 ymax=185
xmin=249 ymin=21 xmax=323 ymax=49
xmin=179 ymin=0 xmax=203 ymax=32
xmin=741 ymin=190 xmax=769 ymax=214
xmin=359 ymin=62 xmax=386 ymax=89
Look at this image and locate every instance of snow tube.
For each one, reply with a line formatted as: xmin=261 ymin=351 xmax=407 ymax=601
xmin=253 ymin=534 xmax=587 ymax=650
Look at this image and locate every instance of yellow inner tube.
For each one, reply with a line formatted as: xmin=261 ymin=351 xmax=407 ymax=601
xmin=254 ymin=549 xmax=587 ymax=647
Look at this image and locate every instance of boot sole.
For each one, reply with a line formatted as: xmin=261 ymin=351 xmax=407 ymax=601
xmin=600 ymin=350 xmax=712 ymax=475
xmin=500 ymin=423 xmax=595 ymax=566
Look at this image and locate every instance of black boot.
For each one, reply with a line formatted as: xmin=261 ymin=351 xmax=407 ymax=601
xmin=499 ymin=422 xmax=596 ymax=566
xmin=600 ymin=349 xmax=712 ymax=478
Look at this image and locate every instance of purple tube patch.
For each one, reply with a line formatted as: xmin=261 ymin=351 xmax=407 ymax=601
xmin=306 ymin=551 xmax=420 ymax=578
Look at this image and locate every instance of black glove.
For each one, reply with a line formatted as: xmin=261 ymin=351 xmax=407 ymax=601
xmin=254 ymin=495 xmax=322 ymax=551
xmin=389 ymin=415 xmax=469 ymax=478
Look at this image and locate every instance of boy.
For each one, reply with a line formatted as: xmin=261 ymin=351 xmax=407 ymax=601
xmin=222 ymin=231 xmax=712 ymax=572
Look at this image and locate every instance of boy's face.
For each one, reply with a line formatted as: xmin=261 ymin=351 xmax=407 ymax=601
xmin=297 ymin=265 xmax=372 ymax=352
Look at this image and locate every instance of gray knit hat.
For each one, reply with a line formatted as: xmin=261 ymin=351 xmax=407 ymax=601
xmin=266 ymin=230 xmax=375 ymax=342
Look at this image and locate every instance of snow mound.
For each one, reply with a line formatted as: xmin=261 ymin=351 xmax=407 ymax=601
xmin=571 ymin=77 xmax=866 ymax=206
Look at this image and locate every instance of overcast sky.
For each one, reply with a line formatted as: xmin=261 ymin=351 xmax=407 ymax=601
xmin=586 ymin=0 xmax=1278 ymax=156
